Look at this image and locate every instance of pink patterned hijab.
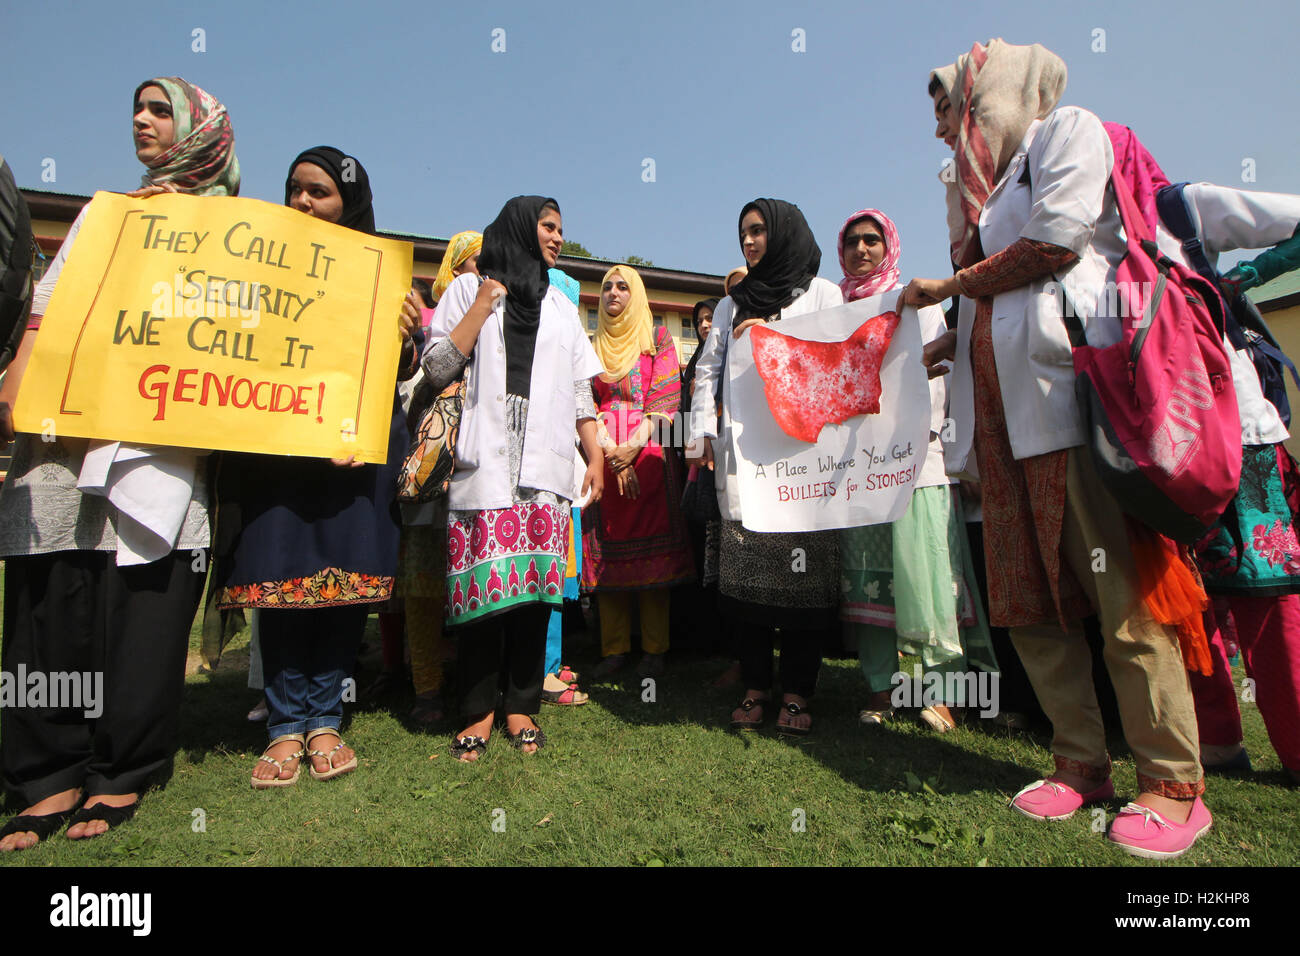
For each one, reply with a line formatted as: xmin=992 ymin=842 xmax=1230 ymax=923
xmin=837 ymin=209 xmax=901 ymax=302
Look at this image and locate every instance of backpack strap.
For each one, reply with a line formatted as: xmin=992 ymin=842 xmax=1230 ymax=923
xmin=1156 ymin=182 xmax=1249 ymax=350
xmin=1153 ymin=183 xmax=1219 ymax=279
xmin=1154 ymin=183 xmax=1224 ymax=282
xmin=1059 ymin=298 xmax=1087 ymax=350
xmin=1252 ymin=336 xmax=1300 ymax=390
xmin=1154 ymin=183 xmax=1197 ymax=243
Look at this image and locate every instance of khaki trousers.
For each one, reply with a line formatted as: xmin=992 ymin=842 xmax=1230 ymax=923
xmin=1009 ymin=448 xmax=1203 ymax=797
xmin=599 ymin=589 xmax=671 ymax=657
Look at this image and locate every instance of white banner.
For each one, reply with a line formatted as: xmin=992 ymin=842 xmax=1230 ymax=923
xmin=728 ymin=293 xmax=931 ymax=532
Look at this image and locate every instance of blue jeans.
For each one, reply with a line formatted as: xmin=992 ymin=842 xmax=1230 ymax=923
xmin=261 ymin=605 xmax=369 ymax=739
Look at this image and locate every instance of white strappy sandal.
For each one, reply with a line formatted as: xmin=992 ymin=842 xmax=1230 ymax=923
xmin=251 ymin=733 xmax=306 ymax=789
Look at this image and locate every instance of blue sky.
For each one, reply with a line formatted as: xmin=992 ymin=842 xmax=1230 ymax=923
xmin=4 ymin=0 xmax=1297 ymax=281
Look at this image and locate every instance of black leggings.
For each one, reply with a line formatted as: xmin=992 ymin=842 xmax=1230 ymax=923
xmin=738 ymin=626 xmax=825 ymax=700
xmin=456 ymin=604 xmax=550 ymax=717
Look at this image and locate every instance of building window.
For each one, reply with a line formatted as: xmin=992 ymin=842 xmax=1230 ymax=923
xmin=653 ymin=314 xmax=664 ymax=327
xmin=680 ymin=319 xmax=696 ymax=341
xmin=586 ymin=308 xmax=598 ymax=332
xmin=30 ymin=246 xmax=53 ymax=283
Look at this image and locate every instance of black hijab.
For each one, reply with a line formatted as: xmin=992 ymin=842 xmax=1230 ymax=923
xmin=729 ymin=199 xmax=820 ymax=321
xmin=477 ymin=195 xmax=557 ymax=399
xmin=680 ymin=297 xmax=721 ymax=414
xmin=284 ymin=146 xmax=375 ymax=234
xmin=692 ymin=297 xmax=721 ymax=335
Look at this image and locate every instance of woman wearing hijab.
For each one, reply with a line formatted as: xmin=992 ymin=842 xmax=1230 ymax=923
xmin=901 ymin=40 xmax=1210 ymax=858
xmin=432 ymin=230 xmax=483 ymax=304
xmin=686 ymin=199 xmax=843 ymax=735
xmin=680 ymin=298 xmax=719 ymax=416
xmin=387 ymin=235 xmax=482 ymax=724
xmin=422 ymin=196 xmax=605 ymax=761
xmin=0 ymin=77 xmax=238 ymax=849
xmin=836 ymin=208 xmax=996 ymax=732
xmin=584 ymin=265 xmax=694 ymax=678
xmin=217 ymin=146 xmax=422 ymax=788
xmin=678 ymin=296 xmax=734 ymax=667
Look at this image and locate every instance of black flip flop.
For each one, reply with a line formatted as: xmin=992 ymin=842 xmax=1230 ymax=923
xmin=66 ymin=799 xmax=140 ymax=836
xmin=502 ymin=721 xmax=547 ymax=751
xmin=0 ymin=805 xmax=80 ymax=845
xmin=450 ymin=734 xmax=488 ymax=761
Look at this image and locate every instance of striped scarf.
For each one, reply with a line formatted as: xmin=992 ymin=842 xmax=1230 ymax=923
xmin=930 ymin=40 xmax=1065 ymax=267
xmin=135 ymin=76 xmax=240 ymax=196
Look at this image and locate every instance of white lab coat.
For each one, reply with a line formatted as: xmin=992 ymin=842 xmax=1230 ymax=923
xmin=687 ymin=276 xmax=845 ymax=521
xmin=914 ymin=299 xmax=956 ymax=489
xmin=945 ymin=106 xmax=1128 ymax=477
xmin=423 ymin=273 xmax=603 ymax=511
xmin=1153 ymin=182 xmax=1300 ymax=445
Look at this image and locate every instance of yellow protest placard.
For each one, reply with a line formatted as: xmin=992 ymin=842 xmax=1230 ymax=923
xmin=15 ymin=191 xmax=413 ymax=463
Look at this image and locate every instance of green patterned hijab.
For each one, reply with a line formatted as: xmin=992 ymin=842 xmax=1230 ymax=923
xmin=134 ymin=77 xmax=240 ymax=196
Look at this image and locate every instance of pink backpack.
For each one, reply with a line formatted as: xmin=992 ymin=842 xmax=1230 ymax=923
xmin=1064 ymin=155 xmax=1241 ymax=543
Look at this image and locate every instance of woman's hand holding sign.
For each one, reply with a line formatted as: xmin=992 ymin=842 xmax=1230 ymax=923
xmin=732 ymin=317 xmax=766 ymax=339
xmin=124 ymin=183 xmax=179 ymax=200
xmin=896 ymin=283 xmax=959 ymax=379
xmin=897 ymin=276 xmax=960 ymax=310
xmin=398 ymin=291 xmax=419 ymax=343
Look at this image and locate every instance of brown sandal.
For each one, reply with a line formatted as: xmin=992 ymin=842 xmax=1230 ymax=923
xmin=729 ymin=695 xmax=769 ymax=730
xmin=777 ymin=698 xmax=812 ymax=737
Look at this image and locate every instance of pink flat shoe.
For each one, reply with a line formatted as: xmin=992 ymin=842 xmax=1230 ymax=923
xmin=1106 ymin=797 xmax=1212 ymax=860
xmin=1009 ymin=777 xmax=1114 ymax=821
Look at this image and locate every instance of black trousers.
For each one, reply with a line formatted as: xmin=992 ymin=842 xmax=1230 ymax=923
xmin=737 ymin=625 xmax=825 ymax=700
xmin=456 ymin=605 xmax=550 ymax=718
xmin=1 ymin=549 xmax=205 ymax=805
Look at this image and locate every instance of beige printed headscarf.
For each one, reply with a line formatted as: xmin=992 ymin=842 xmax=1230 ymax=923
xmin=930 ymin=39 xmax=1065 ymax=267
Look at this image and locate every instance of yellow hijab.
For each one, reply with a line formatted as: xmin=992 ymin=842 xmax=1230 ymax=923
xmin=432 ymin=230 xmax=483 ymax=301
xmin=594 ymin=265 xmax=655 ymax=382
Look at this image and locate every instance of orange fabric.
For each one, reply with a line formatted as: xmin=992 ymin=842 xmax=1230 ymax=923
xmin=1126 ymin=521 xmax=1213 ymax=676
xmin=565 ymin=517 xmax=577 ymax=580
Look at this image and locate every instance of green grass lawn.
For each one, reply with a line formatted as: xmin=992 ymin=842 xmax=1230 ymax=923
xmin=1 ymin=597 xmax=1295 ymax=867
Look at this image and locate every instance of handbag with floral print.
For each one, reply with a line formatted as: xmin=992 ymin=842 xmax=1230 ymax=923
xmin=396 ymin=372 xmax=464 ymax=503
